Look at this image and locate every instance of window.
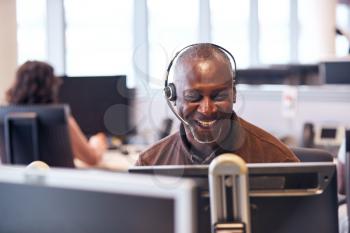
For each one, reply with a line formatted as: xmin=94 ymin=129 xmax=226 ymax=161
xmin=64 ymin=0 xmax=133 ymax=77
xmin=16 ymin=0 xmax=345 ymax=86
xmin=210 ymin=0 xmax=250 ymax=68
xmin=147 ymin=0 xmax=199 ymax=87
xmin=16 ymin=0 xmax=47 ymax=64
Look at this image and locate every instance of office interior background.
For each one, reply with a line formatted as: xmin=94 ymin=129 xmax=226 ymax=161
xmin=0 ymin=0 xmax=350 ymax=150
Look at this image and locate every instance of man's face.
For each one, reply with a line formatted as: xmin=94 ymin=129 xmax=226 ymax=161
xmin=175 ymin=57 xmax=235 ymax=145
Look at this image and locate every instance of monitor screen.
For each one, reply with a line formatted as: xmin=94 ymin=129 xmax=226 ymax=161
xmin=320 ymin=61 xmax=350 ymax=84
xmin=58 ymin=75 xmax=131 ymax=137
xmin=0 ymin=105 xmax=74 ymax=168
xmin=315 ymin=125 xmax=345 ymax=147
xmin=0 ymin=166 xmax=196 ymax=233
xmin=345 ymin=130 xmax=350 ymax=153
xmin=129 ymin=162 xmax=339 ymax=233
xmin=321 ymin=128 xmax=337 ymax=139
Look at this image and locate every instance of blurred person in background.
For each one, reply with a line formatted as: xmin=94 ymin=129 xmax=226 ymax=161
xmin=5 ymin=60 xmax=107 ymax=165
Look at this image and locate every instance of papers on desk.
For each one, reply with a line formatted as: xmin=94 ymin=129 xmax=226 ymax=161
xmin=75 ymin=144 xmax=143 ymax=171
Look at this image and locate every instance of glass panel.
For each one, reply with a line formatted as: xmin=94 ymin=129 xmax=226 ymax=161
xmin=16 ymin=0 xmax=47 ymax=64
xmin=148 ymin=0 xmax=199 ymax=87
xmin=64 ymin=0 xmax=133 ymax=77
xmin=210 ymin=0 xmax=250 ymax=68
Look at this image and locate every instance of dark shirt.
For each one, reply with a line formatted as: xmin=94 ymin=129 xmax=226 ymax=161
xmin=136 ymin=115 xmax=299 ymax=165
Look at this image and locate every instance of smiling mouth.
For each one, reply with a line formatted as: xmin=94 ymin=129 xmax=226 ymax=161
xmin=196 ymin=120 xmax=217 ymax=128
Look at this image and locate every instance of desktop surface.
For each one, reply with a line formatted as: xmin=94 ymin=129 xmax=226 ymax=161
xmin=74 ymin=144 xmax=143 ymax=171
xmin=130 ymin=162 xmax=339 ymax=233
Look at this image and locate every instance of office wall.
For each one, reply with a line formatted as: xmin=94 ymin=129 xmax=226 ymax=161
xmin=236 ymin=86 xmax=350 ymax=143
xmin=0 ymin=0 xmax=17 ymax=104
xmin=132 ymin=86 xmax=350 ymax=145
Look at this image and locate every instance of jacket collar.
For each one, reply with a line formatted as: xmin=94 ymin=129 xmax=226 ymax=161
xmin=179 ymin=112 xmax=246 ymax=164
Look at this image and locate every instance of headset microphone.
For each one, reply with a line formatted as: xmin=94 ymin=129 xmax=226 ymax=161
xmin=163 ymin=43 xmax=237 ymax=143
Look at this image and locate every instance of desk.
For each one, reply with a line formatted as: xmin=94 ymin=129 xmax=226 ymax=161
xmin=75 ymin=144 xmax=143 ymax=171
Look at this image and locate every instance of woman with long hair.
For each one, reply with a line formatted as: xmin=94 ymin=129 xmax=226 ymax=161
xmin=6 ymin=60 xmax=107 ymax=165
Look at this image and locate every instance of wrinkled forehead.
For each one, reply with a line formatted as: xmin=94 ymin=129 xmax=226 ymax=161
xmin=176 ymin=60 xmax=232 ymax=85
xmin=174 ymin=45 xmax=232 ymax=72
xmin=173 ymin=48 xmax=233 ymax=89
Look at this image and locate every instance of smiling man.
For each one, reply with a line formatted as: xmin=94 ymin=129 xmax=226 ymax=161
xmin=136 ymin=44 xmax=299 ymax=165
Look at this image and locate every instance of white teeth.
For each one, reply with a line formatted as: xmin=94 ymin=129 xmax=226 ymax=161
xmin=197 ymin=120 xmax=216 ymax=127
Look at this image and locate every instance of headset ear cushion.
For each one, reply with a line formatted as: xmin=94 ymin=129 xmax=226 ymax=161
xmin=164 ymin=83 xmax=177 ymax=101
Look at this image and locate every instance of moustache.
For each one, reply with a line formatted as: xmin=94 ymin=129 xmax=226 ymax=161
xmin=191 ymin=111 xmax=233 ymax=122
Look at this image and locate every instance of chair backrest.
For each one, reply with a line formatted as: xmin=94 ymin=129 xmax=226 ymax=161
xmin=344 ymin=130 xmax=350 ymax=233
xmin=290 ymin=147 xmax=334 ymax=162
xmin=0 ymin=105 xmax=74 ymax=168
xmin=158 ymin=118 xmax=173 ymax=140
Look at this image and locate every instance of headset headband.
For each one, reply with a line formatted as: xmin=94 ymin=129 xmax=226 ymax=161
xmin=164 ymin=43 xmax=237 ymax=87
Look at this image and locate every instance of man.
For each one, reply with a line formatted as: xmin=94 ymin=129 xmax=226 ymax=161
xmin=136 ymin=44 xmax=299 ymax=165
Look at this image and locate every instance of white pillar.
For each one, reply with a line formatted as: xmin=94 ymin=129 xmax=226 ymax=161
xmin=317 ymin=0 xmax=337 ymax=59
xmin=0 ymin=0 xmax=18 ymax=104
xmin=299 ymin=0 xmax=337 ymax=62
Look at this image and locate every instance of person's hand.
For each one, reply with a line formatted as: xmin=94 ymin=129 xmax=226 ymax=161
xmin=89 ymin=133 xmax=108 ymax=156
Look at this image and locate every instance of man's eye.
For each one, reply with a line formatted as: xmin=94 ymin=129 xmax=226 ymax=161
xmin=212 ymin=93 xmax=228 ymax=101
xmin=184 ymin=93 xmax=201 ymax=102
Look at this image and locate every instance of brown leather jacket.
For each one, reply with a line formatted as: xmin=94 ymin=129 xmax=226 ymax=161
xmin=136 ymin=115 xmax=299 ymax=166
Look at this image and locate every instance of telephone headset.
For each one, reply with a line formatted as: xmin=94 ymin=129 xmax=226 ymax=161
xmin=163 ymin=43 xmax=237 ymax=128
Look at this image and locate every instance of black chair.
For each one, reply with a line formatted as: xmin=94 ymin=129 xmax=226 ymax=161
xmin=158 ymin=118 xmax=173 ymax=140
xmin=344 ymin=130 xmax=350 ymax=233
xmin=337 ymin=130 xmax=350 ymax=233
xmin=291 ymin=147 xmax=334 ymax=162
xmin=0 ymin=105 xmax=75 ymax=168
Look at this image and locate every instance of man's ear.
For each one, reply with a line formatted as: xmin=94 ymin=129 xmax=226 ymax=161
xmin=233 ymin=85 xmax=237 ymax=103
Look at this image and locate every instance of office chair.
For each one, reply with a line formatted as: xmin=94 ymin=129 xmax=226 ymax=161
xmin=337 ymin=130 xmax=350 ymax=233
xmin=344 ymin=130 xmax=350 ymax=233
xmin=292 ymin=146 xmax=344 ymax=233
xmin=158 ymin=118 xmax=173 ymax=140
xmin=290 ymin=147 xmax=334 ymax=162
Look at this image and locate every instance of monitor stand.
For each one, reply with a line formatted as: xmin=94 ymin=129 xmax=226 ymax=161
xmin=209 ymin=153 xmax=251 ymax=233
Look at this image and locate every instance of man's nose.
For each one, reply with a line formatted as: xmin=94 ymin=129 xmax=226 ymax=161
xmin=197 ymin=97 xmax=217 ymax=115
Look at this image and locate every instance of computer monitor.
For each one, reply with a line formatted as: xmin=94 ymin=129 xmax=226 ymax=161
xmin=314 ymin=125 xmax=345 ymax=147
xmin=58 ymin=75 xmax=131 ymax=138
xmin=319 ymin=61 xmax=350 ymax=84
xmin=345 ymin=129 xmax=350 ymax=154
xmin=0 ymin=105 xmax=74 ymax=168
xmin=130 ymin=162 xmax=339 ymax=233
xmin=0 ymin=165 xmax=196 ymax=233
